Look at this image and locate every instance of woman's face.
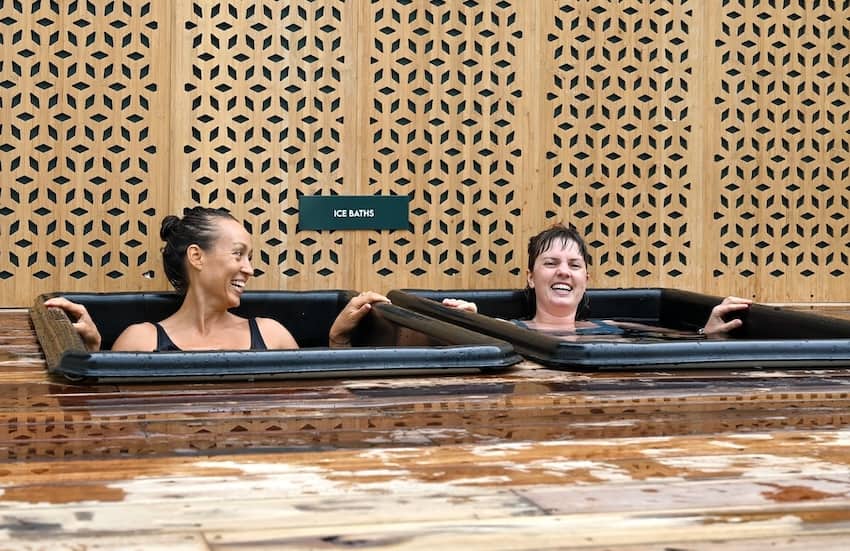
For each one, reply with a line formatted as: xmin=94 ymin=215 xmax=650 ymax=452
xmin=527 ymin=238 xmax=589 ymax=320
xmin=195 ymin=217 xmax=254 ymax=309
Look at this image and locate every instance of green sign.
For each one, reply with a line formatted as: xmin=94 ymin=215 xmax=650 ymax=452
xmin=298 ymin=195 xmax=409 ymax=230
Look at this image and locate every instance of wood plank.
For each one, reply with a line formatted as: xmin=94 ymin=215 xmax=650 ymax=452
xmin=203 ymin=517 xmax=850 ymax=550
xmin=3 ymin=456 xmax=850 ymax=549
xmin=0 ymin=534 xmax=210 ymax=551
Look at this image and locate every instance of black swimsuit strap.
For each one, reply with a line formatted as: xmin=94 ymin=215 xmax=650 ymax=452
xmin=248 ymin=318 xmax=268 ymax=350
xmin=153 ymin=322 xmax=181 ymax=351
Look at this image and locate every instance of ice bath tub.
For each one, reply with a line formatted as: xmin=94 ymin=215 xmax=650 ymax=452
xmin=387 ymin=288 xmax=850 ymax=370
xmin=31 ymin=291 xmax=521 ymax=382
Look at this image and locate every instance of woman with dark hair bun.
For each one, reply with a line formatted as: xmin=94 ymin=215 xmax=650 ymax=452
xmin=445 ymin=223 xmax=752 ymax=337
xmin=45 ymin=207 xmax=388 ymax=351
xmin=158 ymin=207 xmax=233 ymax=296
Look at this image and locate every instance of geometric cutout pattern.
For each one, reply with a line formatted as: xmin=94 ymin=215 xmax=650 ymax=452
xmin=545 ymin=1 xmax=694 ymax=280
xmin=0 ymin=1 xmax=167 ymax=295
xmin=177 ymin=1 xmax=348 ymax=283
xmin=713 ymin=0 xmax=850 ymax=281
xmin=1 ymin=1 xmax=849 ymax=305
xmin=366 ymin=0 xmax=524 ymax=280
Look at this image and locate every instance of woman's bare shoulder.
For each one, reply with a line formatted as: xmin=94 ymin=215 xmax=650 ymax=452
xmin=255 ymin=317 xmax=298 ymax=350
xmin=111 ymin=322 xmax=158 ymax=351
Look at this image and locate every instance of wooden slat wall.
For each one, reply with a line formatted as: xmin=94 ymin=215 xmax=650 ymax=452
xmin=1 ymin=0 xmax=848 ymax=306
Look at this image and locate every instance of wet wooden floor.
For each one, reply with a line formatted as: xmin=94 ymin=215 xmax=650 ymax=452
xmin=3 ymin=309 xmax=850 ymax=549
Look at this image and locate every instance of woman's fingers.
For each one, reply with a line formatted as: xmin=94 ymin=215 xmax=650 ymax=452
xmin=43 ymin=297 xmax=102 ymax=351
xmin=715 ymin=300 xmax=751 ymax=317
xmin=442 ymin=298 xmax=478 ymax=314
xmin=44 ymin=297 xmax=84 ymax=319
xmin=348 ymin=291 xmax=391 ymax=318
xmin=721 ymin=296 xmax=753 ymax=307
xmin=703 ymin=296 xmax=752 ymax=336
xmin=328 ymin=291 xmax=390 ymax=346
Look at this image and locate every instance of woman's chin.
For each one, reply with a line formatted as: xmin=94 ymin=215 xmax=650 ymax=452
xmin=552 ymin=299 xmax=577 ymax=309
xmin=226 ymin=291 xmax=243 ymax=308
xmin=540 ymin=300 xmax=580 ymax=316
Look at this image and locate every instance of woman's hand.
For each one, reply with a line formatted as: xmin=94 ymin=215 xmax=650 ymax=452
xmin=43 ymin=297 xmax=102 ymax=351
xmin=441 ymin=298 xmax=478 ymax=314
xmin=702 ymin=296 xmax=753 ymax=337
xmin=328 ymin=291 xmax=390 ymax=347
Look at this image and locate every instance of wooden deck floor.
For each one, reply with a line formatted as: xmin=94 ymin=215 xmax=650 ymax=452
xmin=3 ymin=309 xmax=850 ymax=549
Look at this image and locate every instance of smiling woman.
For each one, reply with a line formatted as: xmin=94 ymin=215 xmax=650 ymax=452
xmin=522 ymin=224 xmax=593 ymax=331
xmin=108 ymin=207 xmax=301 ymax=351
xmin=521 ymin=225 xmax=757 ymax=336
xmin=445 ymin=224 xmax=752 ymax=338
xmin=44 ymin=207 xmax=388 ymax=352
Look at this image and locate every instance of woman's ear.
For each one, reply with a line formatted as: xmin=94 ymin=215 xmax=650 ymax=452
xmin=526 ymin=268 xmax=534 ymax=289
xmin=186 ymin=244 xmax=204 ymax=270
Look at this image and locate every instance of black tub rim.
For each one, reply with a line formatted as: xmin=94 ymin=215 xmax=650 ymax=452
xmin=31 ymin=290 xmax=522 ymax=383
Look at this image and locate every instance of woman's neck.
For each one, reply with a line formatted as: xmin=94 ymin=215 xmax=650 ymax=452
xmin=169 ymin=290 xmax=233 ymax=335
xmin=530 ymin=306 xmax=578 ymax=329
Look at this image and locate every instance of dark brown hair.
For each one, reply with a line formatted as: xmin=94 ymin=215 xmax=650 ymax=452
xmin=524 ymin=223 xmax=592 ymax=319
xmin=160 ymin=206 xmax=236 ymax=294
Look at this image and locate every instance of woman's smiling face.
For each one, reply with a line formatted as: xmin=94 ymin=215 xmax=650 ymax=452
xmin=196 ymin=217 xmax=254 ymax=309
xmin=527 ymin=237 xmax=589 ymax=321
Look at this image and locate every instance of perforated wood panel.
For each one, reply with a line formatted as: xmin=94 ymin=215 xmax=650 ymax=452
xmin=363 ymin=0 xmax=525 ymax=287
xmin=0 ymin=1 xmax=171 ymax=302
xmin=172 ymin=1 xmax=355 ymax=290
xmin=541 ymin=1 xmax=697 ymax=289
xmin=1 ymin=0 xmax=849 ymax=306
xmin=709 ymin=0 xmax=850 ymax=301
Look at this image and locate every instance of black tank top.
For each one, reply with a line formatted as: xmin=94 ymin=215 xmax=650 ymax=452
xmin=153 ymin=318 xmax=268 ymax=351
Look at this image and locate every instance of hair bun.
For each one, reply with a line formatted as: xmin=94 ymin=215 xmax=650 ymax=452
xmin=160 ymin=215 xmax=181 ymax=241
